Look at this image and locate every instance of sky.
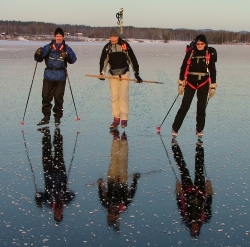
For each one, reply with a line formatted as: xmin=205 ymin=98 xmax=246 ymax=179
xmin=0 ymin=0 xmax=249 ymax=32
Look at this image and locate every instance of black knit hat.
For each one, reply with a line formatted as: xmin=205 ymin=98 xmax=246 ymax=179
xmin=55 ymin=27 xmax=64 ymax=37
xmin=195 ymin=34 xmax=207 ymax=45
xmin=109 ymin=28 xmax=119 ymax=37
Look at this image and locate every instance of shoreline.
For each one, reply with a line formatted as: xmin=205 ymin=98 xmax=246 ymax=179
xmin=0 ymin=35 xmax=248 ymax=45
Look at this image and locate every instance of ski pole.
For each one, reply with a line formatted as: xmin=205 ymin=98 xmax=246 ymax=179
xmin=159 ymin=134 xmax=178 ymax=180
xmin=157 ymin=93 xmax=179 ymax=132
xmin=20 ymin=61 xmax=38 ymax=125
xmin=22 ymin=130 xmax=38 ymax=193
xmin=85 ymin=169 xmax=163 ymax=187
xmin=66 ymin=70 xmax=80 ymax=121
xmin=85 ymin=74 xmax=163 ymax=84
xmin=205 ymin=97 xmax=209 ymax=109
xmin=67 ymin=131 xmax=79 ymax=182
xmin=205 ymin=74 xmax=212 ymax=109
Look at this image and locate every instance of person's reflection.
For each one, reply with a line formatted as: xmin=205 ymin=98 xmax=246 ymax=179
xmin=172 ymin=140 xmax=213 ymax=237
xmin=98 ymin=130 xmax=140 ymax=231
xmin=35 ymin=127 xmax=75 ymax=223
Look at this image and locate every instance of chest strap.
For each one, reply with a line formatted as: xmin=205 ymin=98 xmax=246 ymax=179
xmin=45 ymin=67 xmax=65 ymax=71
xmin=184 ymin=49 xmax=211 ymax=80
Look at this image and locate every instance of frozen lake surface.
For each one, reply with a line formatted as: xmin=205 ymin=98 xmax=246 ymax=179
xmin=0 ymin=40 xmax=250 ymax=246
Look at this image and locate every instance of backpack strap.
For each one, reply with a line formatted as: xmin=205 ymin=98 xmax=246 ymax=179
xmin=185 ymin=48 xmax=211 ymax=89
xmin=185 ymin=49 xmax=211 ymax=79
xmin=44 ymin=40 xmax=53 ymax=67
xmin=107 ymin=39 xmax=128 ymax=53
xmin=45 ymin=40 xmax=67 ymax=69
xmin=184 ymin=50 xmax=194 ymax=80
xmin=205 ymin=48 xmax=210 ymax=72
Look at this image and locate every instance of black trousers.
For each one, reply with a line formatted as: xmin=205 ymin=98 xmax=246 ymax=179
xmin=172 ymin=143 xmax=205 ymax=192
xmin=172 ymin=143 xmax=206 ymax=226
xmin=42 ymin=79 xmax=66 ymax=119
xmin=172 ymin=80 xmax=209 ymax=133
xmin=42 ymin=129 xmax=65 ymax=174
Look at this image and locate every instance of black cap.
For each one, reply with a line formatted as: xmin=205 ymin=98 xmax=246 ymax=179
xmin=55 ymin=27 xmax=64 ymax=37
xmin=109 ymin=28 xmax=119 ymax=37
xmin=195 ymin=34 xmax=207 ymax=45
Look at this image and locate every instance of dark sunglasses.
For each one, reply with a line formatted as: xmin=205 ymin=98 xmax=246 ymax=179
xmin=196 ymin=42 xmax=205 ymax=45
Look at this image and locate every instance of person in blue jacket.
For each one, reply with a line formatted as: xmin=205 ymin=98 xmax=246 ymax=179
xmin=34 ymin=27 xmax=77 ymax=127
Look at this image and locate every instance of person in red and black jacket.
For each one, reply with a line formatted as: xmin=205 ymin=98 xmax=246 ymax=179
xmin=99 ymin=28 xmax=143 ymax=131
xmin=172 ymin=140 xmax=213 ymax=237
xmin=172 ymin=34 xmax=217 ymax=138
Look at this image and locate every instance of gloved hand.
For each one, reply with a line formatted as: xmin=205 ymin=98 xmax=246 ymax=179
xmin=134 ymin=73 xmax=143 ymax=83
xmin=36 ymin=47 xmax=42 ymax=56
xmin=177 ymin=80 xmax=185 ymax=95
xmin=209 ymin=83 xmax=217 ymax=99
xmin=97 ymin=178 xmax=105 ymax=187
xmin=205 ymin=179 xmax=214 ymax=196
xmin=133 ymin=173 xmax=141 ymax=180
xmin=175 ymin=179 xmax=182 ymax=195
xmin=60 ymin=52 xmax=68 ymax=59
xmin=99 ymin=72 xmax=105 ymax=81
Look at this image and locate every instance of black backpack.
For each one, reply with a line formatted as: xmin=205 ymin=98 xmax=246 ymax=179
xmin=208 ymin=47 xmax=217 ymax=62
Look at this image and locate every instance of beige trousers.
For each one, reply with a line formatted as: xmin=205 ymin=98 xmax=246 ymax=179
xmin=109 ymin=71 xmax=130 ymax=120
xmin=107 ymin=139 xmax=128 ymax=184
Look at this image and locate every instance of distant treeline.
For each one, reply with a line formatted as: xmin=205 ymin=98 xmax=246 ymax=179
xmin=1 ymin=20 xmax=250 ymax=44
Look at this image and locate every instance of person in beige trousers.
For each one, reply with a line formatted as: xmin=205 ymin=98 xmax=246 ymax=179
xmin=99 ymin=28 xmax=143 ymax=130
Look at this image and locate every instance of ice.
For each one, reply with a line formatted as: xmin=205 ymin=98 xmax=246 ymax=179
xmin=0 ymin=41 xmax=249 ymax=246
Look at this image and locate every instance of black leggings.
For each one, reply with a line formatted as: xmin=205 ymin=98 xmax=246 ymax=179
xmin=172 ymin=82 xmax=209 ymax=133
xmin=172 ymin=143 xmax=205 ymax=192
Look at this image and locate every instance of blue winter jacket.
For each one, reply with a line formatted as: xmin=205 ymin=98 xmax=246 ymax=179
xmin=34 ymin=40 xmax=77 ymax=81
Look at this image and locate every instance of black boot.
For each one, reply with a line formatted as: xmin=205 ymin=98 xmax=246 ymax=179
xmin=37 ymin=117 xmax=50 ymax=126
xmin=55 ymin=117 xmax=60 ymax=127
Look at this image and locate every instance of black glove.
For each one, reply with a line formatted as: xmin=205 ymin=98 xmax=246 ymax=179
xmin=99 ymin=72 xmax=105 ymax=81
xmin=133 ymin=172 xmax=141 ymax=180
xmin=60 ymin=52 xmax=68 ymax=59
xmin=36 ymin=47 xmax=42 ymax=56
xmin=135 ymin=73 xmax=143 ymax=83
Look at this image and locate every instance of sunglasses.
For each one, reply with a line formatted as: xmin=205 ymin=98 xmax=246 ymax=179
xmin=196 ymin=42 xmax=205 ymax=45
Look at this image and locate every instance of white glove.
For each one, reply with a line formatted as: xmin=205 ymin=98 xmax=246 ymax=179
xmin=209 ymin=83 xmax=217 ymax=99
xmin=177 ymin=80 xmax=185 ymax=95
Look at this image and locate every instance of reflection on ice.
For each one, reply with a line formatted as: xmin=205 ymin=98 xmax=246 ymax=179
xmin=98 ymin=130 xmax=140 ymax=232
xmin=22 ymin=128 xmax=77 ymax=223
xmin=171 ymin=140 xmax=213 ymax=238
